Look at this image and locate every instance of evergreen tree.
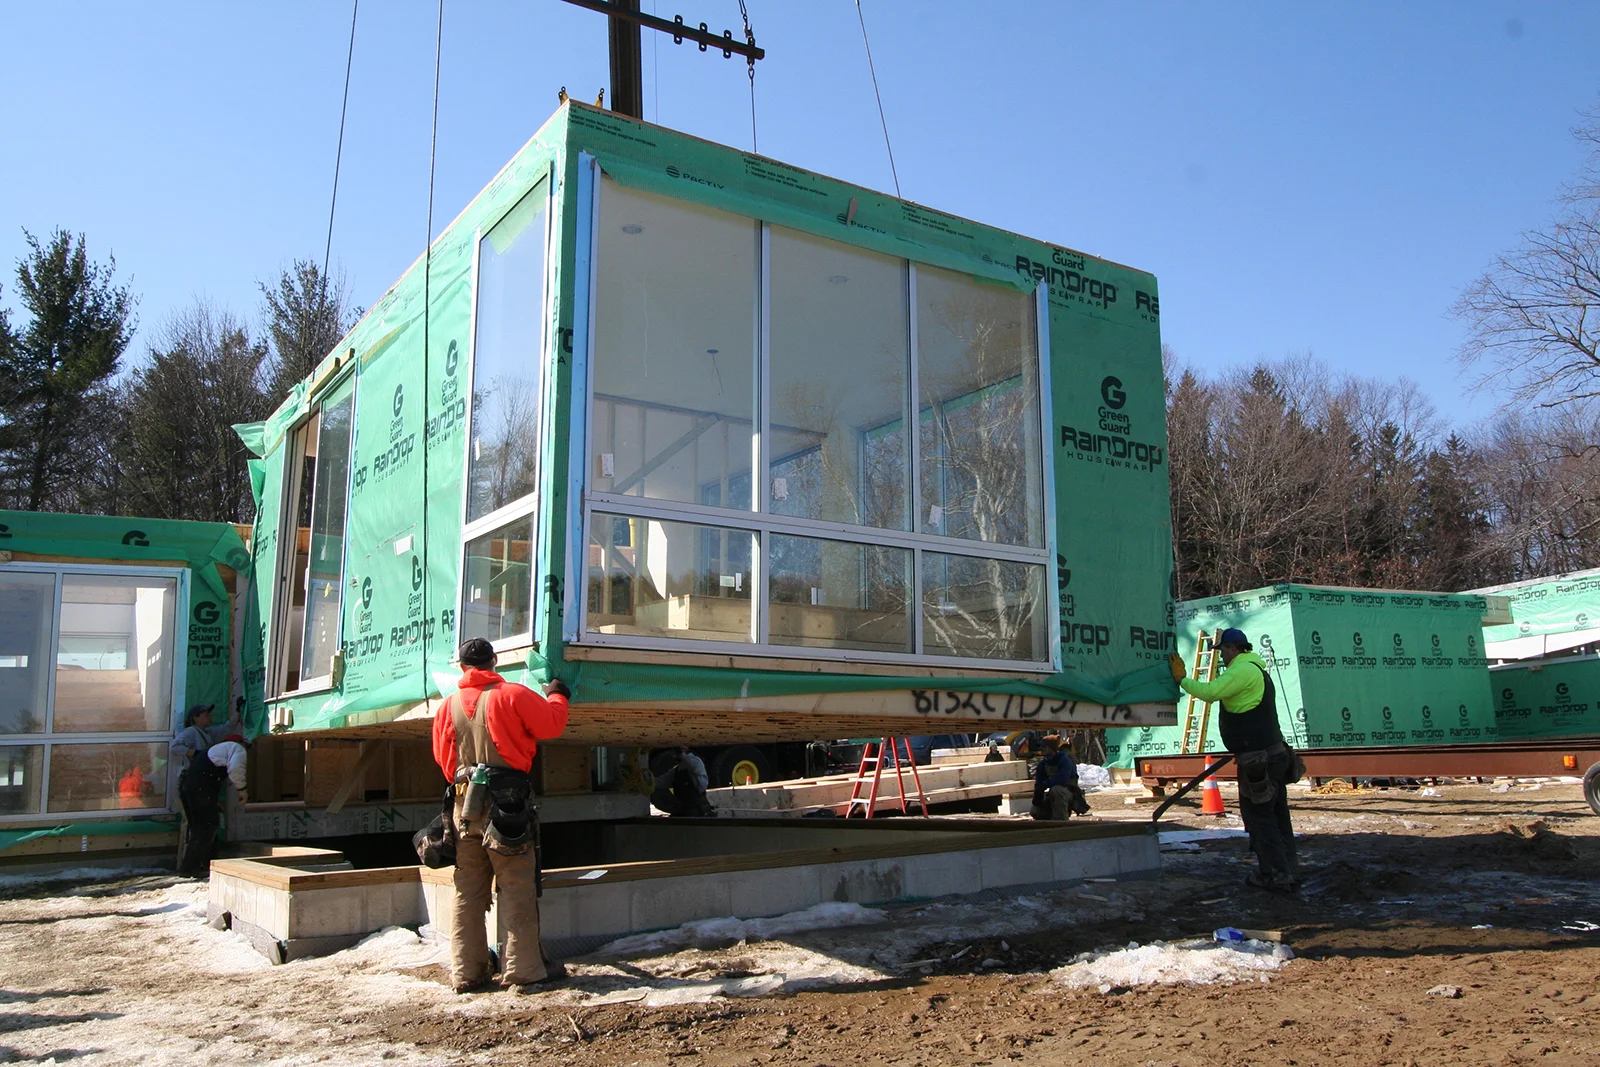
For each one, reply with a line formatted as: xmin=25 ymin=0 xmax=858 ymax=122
xmin=0 ymin=230 xmax=134 ymax=512
xmin=260 ymin=260 xmax=355 ymax=404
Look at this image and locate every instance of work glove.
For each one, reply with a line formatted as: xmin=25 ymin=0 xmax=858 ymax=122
xmin=1168 ymin=652 xmax=1186 ymax=683
xmin=543 ymin=678 xmax=572 ymax=700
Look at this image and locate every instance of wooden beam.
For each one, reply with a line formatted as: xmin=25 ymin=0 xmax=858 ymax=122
xmin=324 ymin=740 xmax=386 ymax=814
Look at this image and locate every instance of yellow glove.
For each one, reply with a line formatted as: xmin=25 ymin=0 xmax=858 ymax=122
xmin=1168 ymin=652 xmax=1186 ymax=683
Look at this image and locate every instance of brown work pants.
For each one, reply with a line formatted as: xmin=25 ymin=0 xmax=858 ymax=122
xmin=451 ymin=829 xmax=545 ymax=989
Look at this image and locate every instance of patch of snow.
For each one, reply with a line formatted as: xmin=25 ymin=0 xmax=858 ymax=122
xmin=1157 ymin=828 xmax=1249 ymax=846
xmin=1077 ymin=764 xmax=1112 ymax=789
xmin=602 ymin=901 xmax=883 ymax=955
xmin=0 ymin=865 xmax=165 ymax=890
xmin=1053 ymin=938 xmax=1292 ymax=990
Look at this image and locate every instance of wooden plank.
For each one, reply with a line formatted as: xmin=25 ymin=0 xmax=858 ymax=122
xmin=325 ymin=740 xmax=387 ymax=814
xmin=0 ymin=832 xmax=178 ymax=859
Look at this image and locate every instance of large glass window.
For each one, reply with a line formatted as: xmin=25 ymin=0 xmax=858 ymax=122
xmin=467 ymin=183 xmax=548 ymax=522
xmin=48 ymin=741 xmax=169 ymax=813
xmin=592 ymin=181 xmax=757 ymax=509
xmin=0 ymin=565 xmax=185 ymax=821
xmin=272 ymin=380 xmax=355 ymax=695
xmin=458 ymin=181 xmax=551 ymax=650
xmin=0 ymin=572 xmax=55 ymax=734
xmin=768 ymin=535 xmax=911 ymax=653
xmin=921 ymin=554 xmax=1048 ymax=662
xmin=582 ymin=173 xmax=1053 ymax=667
xmin=587 ymin=513 xmax=754 ymax=643
xmin=768 ymin=227 xmax=910 ymax=529
xmin=54 ymin=575 xmax=177 ymax=733
xmin=917 ymin=265 xmax=1043 ymax=549
xmin=0 ymin=746 xmax=43 ymax=815
xmin=461 ymin=517 xmax=534 ymax=643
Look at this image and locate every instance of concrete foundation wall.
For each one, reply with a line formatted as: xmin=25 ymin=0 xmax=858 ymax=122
xmin=209 ymin=822 xmax=1160 ymax=963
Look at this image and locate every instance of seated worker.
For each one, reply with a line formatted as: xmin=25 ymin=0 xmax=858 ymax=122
xmin=1169 ymin=628 xmax=1299 ymax=892
xmin=1031 ymin=735 xmax=1090 ymax=820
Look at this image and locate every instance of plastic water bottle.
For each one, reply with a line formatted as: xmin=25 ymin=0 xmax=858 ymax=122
xmin=462 ymin=764 xmax=492 ymax=825
xmin=1213 ymin=926 xmax=1246 ymax=942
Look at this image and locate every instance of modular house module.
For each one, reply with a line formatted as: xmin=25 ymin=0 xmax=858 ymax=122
xmin=241 ymin=102 xmax=1177 ymax=781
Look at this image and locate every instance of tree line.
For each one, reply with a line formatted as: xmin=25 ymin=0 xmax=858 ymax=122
xmin=0 ymin=233 xmax=354 ymax=523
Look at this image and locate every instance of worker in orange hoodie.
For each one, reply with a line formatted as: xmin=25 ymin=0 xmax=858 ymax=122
xmin=432 ymin=637 xmax=571 ymax=993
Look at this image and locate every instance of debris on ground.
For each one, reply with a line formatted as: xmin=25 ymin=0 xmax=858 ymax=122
xmin=1427 ymin=984 xmax=1464 ymax=998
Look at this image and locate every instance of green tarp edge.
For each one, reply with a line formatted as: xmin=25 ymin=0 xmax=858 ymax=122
xmin=0 ymin=816 xmax=179 ymax=855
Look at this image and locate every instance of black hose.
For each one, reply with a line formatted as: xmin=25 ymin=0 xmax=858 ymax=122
xmin=1150 ymin=753 xmax=1235 ymax=824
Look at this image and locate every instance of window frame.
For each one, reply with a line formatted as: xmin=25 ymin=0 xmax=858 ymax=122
xmin=454 ymin=169 xmax=556 ymax=654
xmin=268 ymin=372 xmax=358 ymax=698
xmin=575 ymin=163 xmax=1061 ymax=672
xmin=0 ymin=561 xmax=191 ymax=823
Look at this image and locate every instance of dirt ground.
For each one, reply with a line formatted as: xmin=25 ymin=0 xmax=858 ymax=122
xmin=1 ymin=780 xmax=1597 ymax=1066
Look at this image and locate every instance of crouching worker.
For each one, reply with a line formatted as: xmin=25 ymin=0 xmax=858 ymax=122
xmin=207 ymin=734 xmax=251 ymax=804
xmin=1169 ymin=628 xmax=1301 ymax=892
xmin=654 ymin=747 xmax=715 ymax=817
xmin=1031 ymin=735 xmax=1090 ymax=820
xmin=432 ymin=637 xmax=571 ymax=993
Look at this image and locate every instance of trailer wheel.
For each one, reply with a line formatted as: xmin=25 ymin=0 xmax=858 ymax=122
xmin=713 ymin=746 xmax=771 ymax=787
xmin=1584 ymin=761 xmax=1600 ymax=817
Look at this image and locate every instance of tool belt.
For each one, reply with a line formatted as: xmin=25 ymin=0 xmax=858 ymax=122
xmin=1236 ymin=741 xmax=1303 ymax=805
xmin=456 ymin=764 xmax=537 ymax=857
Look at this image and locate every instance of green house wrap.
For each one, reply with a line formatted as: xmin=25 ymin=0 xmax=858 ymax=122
xmin=240 ymin=103 xmax=1179 ymax=745
xmin=1106 ymin=584 xmax=1499 ymax=769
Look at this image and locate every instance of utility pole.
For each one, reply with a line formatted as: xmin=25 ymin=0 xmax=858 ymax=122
xmin=606 ymin=0 xmax=643 ymax=119
xmin=557 ymin=0 xmax=764 ymax=120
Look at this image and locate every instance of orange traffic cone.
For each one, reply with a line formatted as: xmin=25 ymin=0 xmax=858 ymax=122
xmin=1200 ymin=754 xmax=1227 ymax=816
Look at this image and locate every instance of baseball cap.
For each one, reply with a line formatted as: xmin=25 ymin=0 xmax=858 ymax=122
xmin=457 ymin=637 xmax=496 ymax=667
xmin=1213 ymin=628 xmax=1251 ymax=650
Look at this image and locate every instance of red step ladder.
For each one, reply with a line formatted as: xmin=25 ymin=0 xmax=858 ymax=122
xmin=843 ymin=738 xmax=929 ymax=818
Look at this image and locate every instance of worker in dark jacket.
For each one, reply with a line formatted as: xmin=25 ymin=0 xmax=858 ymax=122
xmin=1169 ymin=627 xmax=1299 ymax=891
xmin=1031 ymin=735 xmax=1090 ymax=820
xmin=432 ymin=638 xmax=571 ymax=993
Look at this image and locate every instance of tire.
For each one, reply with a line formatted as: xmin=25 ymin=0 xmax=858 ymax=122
xmin=711 ymin=745 xmax=772 ymax=787
xmin=1583 ymin=761 xmax=1600 ymax=817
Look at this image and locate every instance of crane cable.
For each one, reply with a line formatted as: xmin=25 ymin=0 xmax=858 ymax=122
xmin=738 ymin=0 xmax=757 ymax=152
xmin=420 ymin=0 xmax=444 ymax=698
xmin=854 ymin=0 xmax=900 ymax=198
xmin=323 ymin=0 xmax=359 ymax=287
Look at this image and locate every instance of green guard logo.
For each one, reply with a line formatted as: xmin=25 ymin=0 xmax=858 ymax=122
xmin=1099 ymin=376 xmax=1126 ymax=409
xmin=411 ymin=556 xmax=424 ymax=591
xmin=445 ymin=339 xmax=459 ymax=378
xmin=0 ymin=524 xmax=11 ymax=539
xmin=361 ymin=577 xmax=373 ymax=609
xmin=392 ymin=384 xmax=404 ymax=418
xmin=193 ymin=601 xmax=221 ymax=626
xmin=122 ymin=530 xmax=150 ymax=547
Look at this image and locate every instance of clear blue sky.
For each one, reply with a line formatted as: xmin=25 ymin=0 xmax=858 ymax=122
xmin=4 ymin=2 xmax=1597 ymax=430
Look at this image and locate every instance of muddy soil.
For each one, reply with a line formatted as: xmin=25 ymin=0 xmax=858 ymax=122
xmin=1 ymin=781 xmax=1597 ymax=1066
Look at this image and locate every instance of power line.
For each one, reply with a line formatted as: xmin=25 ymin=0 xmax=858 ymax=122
xmin=854 ymin=0 xmax=900 ymax=198
xmin=421 ymin=0 xmax=443 ymax=693
xmin=323 ymin=0 xmax=359 ymax=286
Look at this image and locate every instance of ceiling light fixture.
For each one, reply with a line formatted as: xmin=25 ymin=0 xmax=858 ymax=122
xmin=828 ymin=275 xmax=849 ymax=284
xmin=621 ymin=224 xmax=644 ymax=234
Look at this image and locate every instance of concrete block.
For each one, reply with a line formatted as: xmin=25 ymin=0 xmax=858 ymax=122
xmin=290 ymin=886 xmax=369 ymax=939
xmin=901 ymin=850 xmax=982 ymax=900
xmin=999 ymin=794 xmax=1034 ymax=816
xmin=571 ymin=880 xmax=634 ymax=941
xmin=729 ymin=864 xmax=821 ymax=920
xmin=631 ymin=874 xmax=732 ymax=932
xmin=979 ymin=844 xmax=1055 ymax=890
xmin=1051 ymin=837 xmax=1120 ymax=883
xmin=537 ymin=887 xmax=577 ymax=941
